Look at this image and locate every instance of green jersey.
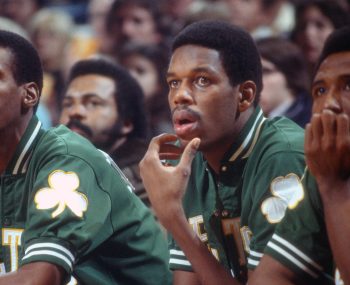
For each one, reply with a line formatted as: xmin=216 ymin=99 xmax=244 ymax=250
xmin=1 ymin=116 xmax=171 ymax=285
xmin=169 ymin=108 xmax=306 ymax=282
xmin=265 ymin=169 xmax=340 ymax=284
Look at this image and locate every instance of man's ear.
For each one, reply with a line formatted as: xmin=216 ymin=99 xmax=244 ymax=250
xmin=238 ymin=80 xmax=256 ymax=112
xmin=22 ymin=82 xmax=40 ymax=109
xmin=120 ymin=120 xmax=134 ymax=136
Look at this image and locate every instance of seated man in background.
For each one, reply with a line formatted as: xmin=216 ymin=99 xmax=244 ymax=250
xmin=0 ymin=30 xmax=170 ymax=284
xmin=250 ymin=26 xmax=350 ymax=285
xmin=60 ymin=58 xmax=150 ymax=205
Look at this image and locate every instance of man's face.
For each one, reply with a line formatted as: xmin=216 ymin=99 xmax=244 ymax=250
xmin=121 ymin=53 xmax=159 ymax=100
xmin=110 ymin=4 xmax=160 ymax=47
xmin=311 ymin=51 xmax=350 ymax=117
xmin=295 ymin=5 xmax=334 ymax=65
xmin=0 ymin=47 xmax=23 ymax=131
xmin=167 ymin=45 xmax=241 ymax=150
xmin=60 ymin=74 xmax=119 ymax=149
xmin=260 ymin=58 xmax=291 ymax=115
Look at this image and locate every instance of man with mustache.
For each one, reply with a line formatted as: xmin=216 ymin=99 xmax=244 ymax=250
xmin=60 ymin=58 xmax=150 ymax=204
xmin=140 ymin=20 xmax=306 ymax=284
xmin=250 ymin=26 xmax=350 ymax=285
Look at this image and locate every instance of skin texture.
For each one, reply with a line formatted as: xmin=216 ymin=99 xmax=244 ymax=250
xmin=250 ymin=51 xmax=350 ymax=285
xmin=0 ymin=47 xmax=65 ymax=284
xmin=140 ymin=44 xmax=255 ymax=285
xmin=60 ymin=74 xmax=132 ymax=151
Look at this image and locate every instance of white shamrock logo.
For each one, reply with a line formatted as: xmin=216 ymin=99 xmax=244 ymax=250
xmin=261 ymin=173 xmax=304 ymax=223
xmin=35 ymin=170 xmax=88 ymax=218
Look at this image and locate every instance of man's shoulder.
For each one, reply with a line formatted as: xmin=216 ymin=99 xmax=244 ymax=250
xmin=37 ymin=125 xmax=100 ymax=159
xmin=256 ymin=116 xmax=305 ymax=154
xmin=32 ymin=125 xmax=115 ymax=178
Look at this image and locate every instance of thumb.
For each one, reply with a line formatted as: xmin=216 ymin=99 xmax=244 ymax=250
xmin=179 ymin=138 xmax=200 ymax=172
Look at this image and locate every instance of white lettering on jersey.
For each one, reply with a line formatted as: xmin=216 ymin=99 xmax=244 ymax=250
xmin=240 ymin=226 xmax=252 ymax=253
xmin=188 ymin=215 xmax=219 ymax=260
xmin=261 ymin=173 xmax=304 ymax=223
xmin=2 ymin=229 xmax=23 ymax=272
xmin=1 ymin=229 xmax=76 ymax=285
xmin=189 ymin=215 xmax=207 ymax=242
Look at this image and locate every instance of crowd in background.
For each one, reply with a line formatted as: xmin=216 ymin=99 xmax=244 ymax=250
xmin=0 ymin=0 xmax=349 ymax=136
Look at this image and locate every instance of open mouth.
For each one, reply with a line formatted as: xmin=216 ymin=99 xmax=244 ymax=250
xmin=172 ymin=109 xmax=199 ymax=137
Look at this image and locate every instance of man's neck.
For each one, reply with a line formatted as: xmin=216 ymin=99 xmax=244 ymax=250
xmin=107 ymin=136 xmax=128 ymax=154
xmin=0 ymin=130 xmax=21 ymax=174
xmin=0 ymin=116 xmax=32 ymax=174
xmin=203 ymin=108 xmax=254 ymax=174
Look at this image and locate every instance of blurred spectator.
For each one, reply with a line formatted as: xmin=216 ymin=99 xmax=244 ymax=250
xmin=291 ymin=0 xmax=350 ymax=75
xmin=160 ymin=0 xmax=195 ymax=34
xmin=118 ymin=43 xmax=172 ymax=137
xmin=257 ymin=36 xmax=312 ymax=127
xmin=87 ymin=0 xmax=114 ymax=54
xmin=182 ymin=0 xmax=231 ymax=27
xmin=223 ymin=0 xmax=295 ymax=39
xmin=60 ymin=58 xmax=150 ymax=205
xmin=106 ymin=0 xmax=171 ymax=56
xmin=28 ymin=8 xmax=74 ymax=125
xmin=0 ymin=0 xmax=46 ymax=27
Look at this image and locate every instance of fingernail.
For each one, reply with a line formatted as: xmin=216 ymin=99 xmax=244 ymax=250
xmin=193 ymin=138 xmax=200 ymax=149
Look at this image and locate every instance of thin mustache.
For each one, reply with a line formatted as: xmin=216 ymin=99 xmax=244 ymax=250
xmin=66 ymin=120 xmax=93 ymax=137
xmin=171 ymin=106 xmax=200 ymax=119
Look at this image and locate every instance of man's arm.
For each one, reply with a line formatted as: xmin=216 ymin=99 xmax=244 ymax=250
xmin=0 ymin=262 xmax=65 ymax=285
xmin=305 ymin=110 xmax=350 ymax=284
xmin=249 ymin=255 xmax=309 ymax=285
xmin=140 ymin=134 xmax=239 ymax=285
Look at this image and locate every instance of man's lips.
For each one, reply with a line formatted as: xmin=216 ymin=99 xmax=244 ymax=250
xmin=66 ymin=119 xmax=93 ymax=138
xmin=172 ymin=108 xmax=199 ymax=137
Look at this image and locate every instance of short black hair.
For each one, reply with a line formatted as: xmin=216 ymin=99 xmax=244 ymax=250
xmin=314 ymin=26 xmax=350 ymax=76
xmin=172 ymin=20 xmax=263 ymax=104
xmin=0 ymin=30 xmax=43 ymax=110
xmin=67 ymin=58 xmax=148 ymax=139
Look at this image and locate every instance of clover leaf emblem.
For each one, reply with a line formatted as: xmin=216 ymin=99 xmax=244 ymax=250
xmin=35 ymin=170 xmax=88 ymax=218
xmin=261 ymin=173 xmax=304 ymax=223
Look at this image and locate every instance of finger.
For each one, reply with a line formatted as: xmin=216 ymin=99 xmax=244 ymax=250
xmin=310 ymin=113 xmax=323 ymax=151
xmin=148 ymin=133 xmax=179 ymax=152
xmin=320 ymin=109 xmax=336 ymax=151
xmin=177 ymin=138 xmax=200 ymax=176
xmin=336 ymin=114 xmax=350 ymax=152
xmin=304 ymin=123 xmax=313 ymax=155
xmin=140 ymin=134 xmax=178 ymax=169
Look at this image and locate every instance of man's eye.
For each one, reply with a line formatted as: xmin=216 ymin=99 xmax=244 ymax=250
xmin=168 ymin=80 xmax=179 ymax=89
xmin=86 ymin=100 xmax=102 ymax=108
xmin=344 ymin=81 xmax=350 ymax=91
xmin=313 ymin=86 xmax=326 ymax=97
xmin=62 ymin=101 xmax=72 ymax=108
xmin=196 ymin=76 xmax=210 ymax=87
